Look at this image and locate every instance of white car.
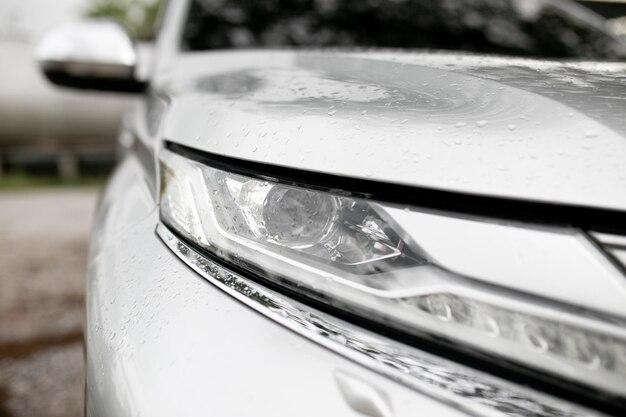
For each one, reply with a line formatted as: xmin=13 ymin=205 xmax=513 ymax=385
xmin=36 ymin=0 xmax=626 ymax=416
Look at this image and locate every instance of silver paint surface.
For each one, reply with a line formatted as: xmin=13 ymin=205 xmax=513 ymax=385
xmin=149 ymin=50 xmax=626 ymax=212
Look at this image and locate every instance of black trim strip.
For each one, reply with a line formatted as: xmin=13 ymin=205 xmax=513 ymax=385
xmin=166 ymin=142 xmax=626 ymax=235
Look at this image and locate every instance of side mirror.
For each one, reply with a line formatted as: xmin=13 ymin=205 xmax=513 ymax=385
xmin=35 ymin=20 xmax=146 ymax=93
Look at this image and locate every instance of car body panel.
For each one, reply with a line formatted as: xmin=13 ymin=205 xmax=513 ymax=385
xmin=149 ymin=50 xmax=626 ymax=212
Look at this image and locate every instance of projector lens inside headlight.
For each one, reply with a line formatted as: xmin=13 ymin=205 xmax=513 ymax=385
xmin=159 ymin=146 xmax=626 ymax=398
xmin=242 ymin=183 xmax=338 ymax=247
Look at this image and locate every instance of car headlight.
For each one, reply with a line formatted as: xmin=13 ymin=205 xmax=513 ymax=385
xmin=159 ymin=145 xmax=626 ymax=400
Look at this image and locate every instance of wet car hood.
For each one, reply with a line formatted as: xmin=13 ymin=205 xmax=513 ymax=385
xmin=154 ymin=50 xmax=626 ymax=212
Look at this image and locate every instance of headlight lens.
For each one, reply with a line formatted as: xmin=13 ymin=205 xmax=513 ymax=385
xmin=161 ymin=148 xmax=423 ymax=280
xmin=159 ymin=147 xmax=626 ymax=398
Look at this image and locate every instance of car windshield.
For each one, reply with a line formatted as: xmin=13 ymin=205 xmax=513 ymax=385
xmin=181 ymin=0 xmax=626 ymax=60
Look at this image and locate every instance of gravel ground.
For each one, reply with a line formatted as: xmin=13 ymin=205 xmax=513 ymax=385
xmin=0 ymin=189 xmax=98 ymax=417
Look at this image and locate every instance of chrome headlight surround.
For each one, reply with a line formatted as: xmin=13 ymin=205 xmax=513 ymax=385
xmin=158 ymin=143 xmax=626 ymax=414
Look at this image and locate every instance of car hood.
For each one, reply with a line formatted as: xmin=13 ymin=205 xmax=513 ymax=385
xmin=153 ymin=50 xmax=626 ymax=212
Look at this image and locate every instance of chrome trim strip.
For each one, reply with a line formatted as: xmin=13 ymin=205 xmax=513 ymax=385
xmin=157 ymin=223 xmax=605 ymax=417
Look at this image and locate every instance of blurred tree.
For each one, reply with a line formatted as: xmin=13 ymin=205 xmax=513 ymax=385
xmin=85 ymin=0 xmax=161 ymax=40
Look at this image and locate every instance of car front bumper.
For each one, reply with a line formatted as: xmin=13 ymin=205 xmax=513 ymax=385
xmin=85 ymin=155 xmax=605 ymax=417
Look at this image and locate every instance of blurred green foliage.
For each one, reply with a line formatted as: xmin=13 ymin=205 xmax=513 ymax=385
xmin=85 ymin=0 xmax=161 ymax=40
xmin=0 ymin=173 xmax=106 ymax=190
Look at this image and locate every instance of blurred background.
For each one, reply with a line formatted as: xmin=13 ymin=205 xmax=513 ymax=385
xmin=0 ymin=0 xmax=625 ymax=416
xmin=0 ymin=1 xmax=158 ymax=416
xmin=0 ymin=0 xmax=160 ymax=184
